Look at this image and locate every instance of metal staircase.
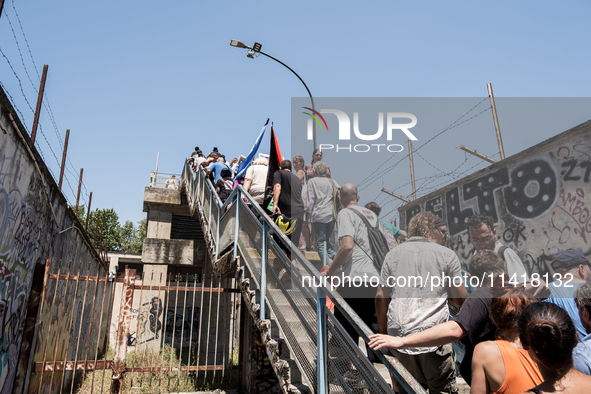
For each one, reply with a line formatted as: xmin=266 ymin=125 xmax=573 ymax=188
xmin=181 ymin=162 xmax=426 ymax=394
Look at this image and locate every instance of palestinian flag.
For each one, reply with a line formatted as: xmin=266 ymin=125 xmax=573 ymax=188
xmin=263 ymin=125 xmax=283 ymax=211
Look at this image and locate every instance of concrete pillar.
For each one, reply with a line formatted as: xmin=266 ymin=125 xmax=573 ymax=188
xmin=147 ymin=209 xmax=172 ymax=239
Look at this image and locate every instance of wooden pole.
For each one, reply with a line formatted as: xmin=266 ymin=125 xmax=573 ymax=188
xmin=85 ymin=192 xmax=93 ymax=232
xmin=75 ymin=168 xmax=83 ymax=215
xmin=58 ymin=129 xmax=70 ymax=190
xmin=487 ymin=83 xmax=505 ymax=160
xmin=381 ymin=188 xmax=411 ymax=204
xmin=31 ymin=65 xmax=49 ymax=144
xmin=460 ymin=145 xmax=497 ymax=164
xmin=93 ymin=210 xmax=101 ymax=248
xmin=408 ymin=139 xmax=417 ymax=200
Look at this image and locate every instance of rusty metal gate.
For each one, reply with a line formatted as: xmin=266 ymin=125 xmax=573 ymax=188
xmin=31 ymin=262 xmax=240 ymax=394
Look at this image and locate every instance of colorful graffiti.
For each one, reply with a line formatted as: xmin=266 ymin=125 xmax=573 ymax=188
xmin=400 ymin=129 xmax=591 ymax=277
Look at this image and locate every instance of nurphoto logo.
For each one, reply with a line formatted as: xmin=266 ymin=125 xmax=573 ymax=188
xmin=303 ymin=107 xmax=418 ymax=153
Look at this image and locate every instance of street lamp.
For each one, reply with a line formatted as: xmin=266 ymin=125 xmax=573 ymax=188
xmin=230 ymin=39 xmax=317 ymax=149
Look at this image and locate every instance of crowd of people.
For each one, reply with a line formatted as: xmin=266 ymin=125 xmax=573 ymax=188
xmin=187 ymin=146 xmax=591 ymax=394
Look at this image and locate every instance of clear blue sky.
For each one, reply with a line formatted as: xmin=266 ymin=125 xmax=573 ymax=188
xmin=1 ymin=1 xmax=590 ymax=225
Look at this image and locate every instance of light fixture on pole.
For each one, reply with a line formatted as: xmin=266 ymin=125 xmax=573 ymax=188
xmin=229 ymin=39 xmax=317 ymax=149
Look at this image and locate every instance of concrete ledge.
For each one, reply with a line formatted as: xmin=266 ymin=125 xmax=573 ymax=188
xmin=143 ymin=187 xmax=190 ymax=215
xmin=141 ymin=238 xmax=207 ymax=265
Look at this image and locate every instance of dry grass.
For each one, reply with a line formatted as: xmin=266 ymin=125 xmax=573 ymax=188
xmin=75 ymin=346 xmax=239 ymax=394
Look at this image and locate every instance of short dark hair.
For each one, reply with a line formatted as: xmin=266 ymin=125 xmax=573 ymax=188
xmin=467 ymin=214 xmax=495 ymax=232
xmin=280 ymin=160 xmax=292 ymax=170
xmin=195 ymin=146 xmax=199 ymax=151
xmin=365 ymin=202 xmax=381 ymax=217
xmin=220 ymin=168 xmax=232 ymax=178
xmin=468 ymin=250 xmax=505 ymax=278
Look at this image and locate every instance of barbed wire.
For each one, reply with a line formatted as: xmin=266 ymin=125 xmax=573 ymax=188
xmin=358 ymin=97 xmax=491 ymax=191
xmin=5 ymin=6 xmax=65 ymax=150
xmin=380 ymin=149 xmax=502 ymax=221
xmin=2 ymin=3 xmax=92 ymax=210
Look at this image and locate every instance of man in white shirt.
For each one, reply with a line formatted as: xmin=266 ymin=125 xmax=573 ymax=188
xmin=467 ymin=214 xmax=527 ymax=281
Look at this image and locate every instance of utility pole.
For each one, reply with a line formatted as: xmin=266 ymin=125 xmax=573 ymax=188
xmin=408 ymin=139 xmax=417 ymax=200
xmin=487 ymin=83 xmax=505 ymax=160
xmin=0 ymin=0 xmax=5 ymax=20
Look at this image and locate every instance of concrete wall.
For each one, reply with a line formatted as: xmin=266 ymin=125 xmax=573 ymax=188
xmin=0 ymin=87 xmax=108 ymax=394
xmin=399 ymin=119 xmax=591 ymax=277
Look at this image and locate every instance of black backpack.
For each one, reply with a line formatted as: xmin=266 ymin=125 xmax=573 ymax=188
xmin=347 ymin=208 xmax=390 ymax=272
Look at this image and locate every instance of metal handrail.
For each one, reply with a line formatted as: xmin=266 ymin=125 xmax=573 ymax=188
xmin=181 ymin=161 xmax=426 ymax=394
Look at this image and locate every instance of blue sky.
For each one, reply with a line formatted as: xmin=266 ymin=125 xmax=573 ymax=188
xmin=1 ymin=1 xmax=590 ymax=225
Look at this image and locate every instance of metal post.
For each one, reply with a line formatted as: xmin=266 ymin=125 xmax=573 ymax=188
xmin=93 ymin=210 xmax=101 ymax=248
xmin=260 ymin=220 xmax=268 ymax=319
xmin=408 ymin=139 xmax=416 ymax=200
xmin=487 ymin=83 xmax=505 ymax=160
xmin=209 ymin=189 xmax=213 ymax=227
xmin=154 ymin=152 xmax=159 ymax=187
xmin=111 ymin=268 xmax=136 ymax=394
xmin=381 ymin=188 xmax=411 ymax=204
xmin=201 ymin=172 xmax=206 ymax=214
xmin=31 ymin=64 xmax=48 ymax=144
xmin=85 ymin=192 xmax=92 ymax=232
xmin=257 ymin=50 xmax=317 ymax=150
xmin=215 ymin=201 xmax=221 ymax=260
xmin=233 ymin=189 xmax=240 ymax=258
xmin=459 ymin=145 xmax=497 ymax=164
xmin=75 ymin=168 xmax=83 ymax=214
xmin=58 ymin=129 xmax=70 ymax=190
xmin=316 ymin=286 xmax=328 ymax=394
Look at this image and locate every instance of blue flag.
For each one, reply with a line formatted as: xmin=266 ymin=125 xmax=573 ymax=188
xmin=235 ymin=118 xmax=269 ymax=180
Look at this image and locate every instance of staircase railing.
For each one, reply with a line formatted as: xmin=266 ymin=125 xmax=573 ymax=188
xmin=181 ymin=161 xmax=426 ymax=394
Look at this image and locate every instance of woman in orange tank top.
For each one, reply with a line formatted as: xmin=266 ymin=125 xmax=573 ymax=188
xmin=471 ymin=284 xmax=543 ymax=394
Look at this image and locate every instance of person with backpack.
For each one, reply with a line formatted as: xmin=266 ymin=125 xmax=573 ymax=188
xmin=467 ymin=214 xmax=528 ymax=282
xmin=305 ymin=162 xmax=340 ymax=259
xmin=371 ymin=212 xmax=467 ymax=394
xmin=215 ymin=168 xmax=234 ymax=203
xmin=320 ymin=183 xmax=385 ymax=384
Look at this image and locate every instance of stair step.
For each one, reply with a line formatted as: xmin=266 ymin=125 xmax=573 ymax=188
xmin=285 ymin=358 xmax=302 ymax=384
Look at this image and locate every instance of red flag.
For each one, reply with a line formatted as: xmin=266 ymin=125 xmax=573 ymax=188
xmin=264 ymin=126 xmax=283 ymax=208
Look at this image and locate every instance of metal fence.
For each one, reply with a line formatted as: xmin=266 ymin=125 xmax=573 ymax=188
xmin=28 ymin=259 xmax=114 ymax=394
xmin=149 ymin=171 xmax=181 ymax=189
xmin=181 ymin=162 xmax=427 ymax=394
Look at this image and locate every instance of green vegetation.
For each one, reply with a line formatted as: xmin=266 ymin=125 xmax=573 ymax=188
xmin=73 ymin=206 xmax=147 ymax=253
xmin=76 ymin=346 xmax=239 ymax=394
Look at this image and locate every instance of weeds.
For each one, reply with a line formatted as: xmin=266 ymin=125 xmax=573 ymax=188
xmin=76 ymin=345 xmax=239 ymax=394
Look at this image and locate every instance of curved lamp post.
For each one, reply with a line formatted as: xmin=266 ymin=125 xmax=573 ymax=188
xmin=230 ymin=39 xmax=317 ymax=150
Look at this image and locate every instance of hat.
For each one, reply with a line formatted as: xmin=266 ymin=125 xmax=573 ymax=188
xmin=433 ymin=215 xmax=446 ymax=228
xmin=551 ymin=249 xmax=589 ymax=270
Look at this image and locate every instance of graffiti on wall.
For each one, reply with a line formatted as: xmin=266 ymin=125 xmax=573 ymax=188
xmin=164 ymin=305 xmax=200 ymax=347
xmin=400 ymin=132 xmax=591 ymax=277
xmin=0 ymin=137 xmax=58 ymax=393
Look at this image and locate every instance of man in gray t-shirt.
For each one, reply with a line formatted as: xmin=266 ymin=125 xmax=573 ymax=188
xmin=321 ymin=183 xmax=380 ymax=359
xmin=372 ymin=212 xmax=467 ymax=394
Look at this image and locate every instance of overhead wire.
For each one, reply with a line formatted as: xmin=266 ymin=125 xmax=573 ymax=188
xmin=0 ymin=4 xmax=91 ymax=209
xmin=358 ymin=97 xmax=491 ymax=191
